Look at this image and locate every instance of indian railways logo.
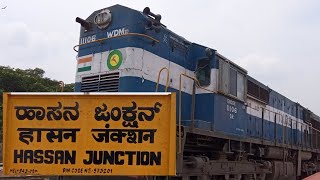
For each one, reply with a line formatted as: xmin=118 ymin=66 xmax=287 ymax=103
xmin=107 ymin=50 xmax=123 ymax=70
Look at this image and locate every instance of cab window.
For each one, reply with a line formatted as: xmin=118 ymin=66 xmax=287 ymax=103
xmin=196 ymin=58 xmax=211 ymax=86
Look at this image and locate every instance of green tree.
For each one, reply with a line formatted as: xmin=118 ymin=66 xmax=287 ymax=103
xmin=0 ymin=66 xmax=74 ymax=131
xmin=64 ymin=83 xmax=75 ymax=92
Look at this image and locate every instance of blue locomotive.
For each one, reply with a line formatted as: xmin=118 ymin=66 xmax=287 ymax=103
xmin=74 ymin=4 xmax=320 ymax=180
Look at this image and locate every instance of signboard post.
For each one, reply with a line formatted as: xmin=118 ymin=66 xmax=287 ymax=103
xmin=3 ymin=93 xmax=176 ymax=176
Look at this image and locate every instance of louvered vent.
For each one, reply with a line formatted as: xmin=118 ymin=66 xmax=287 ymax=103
xmin=81 ymin=72 xmax=119 ymax=92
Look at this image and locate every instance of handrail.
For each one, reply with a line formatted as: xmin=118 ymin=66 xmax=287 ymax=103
xmin=180 ymin=74 xmax=215 ymax=93
xmin=261 ymin=107 xmax=319 ymax=132
xmin=73 ymin=33 xmax=160 ymax=52
xmin=260 ymin=107 xmax=320 ymax=149
xmin=155 ymin=67 xmax=170 ymax=92
xmin=178 ymin=73 xmax=215 ymax=154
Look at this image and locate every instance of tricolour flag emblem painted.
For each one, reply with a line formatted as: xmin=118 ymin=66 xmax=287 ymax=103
xmin=77 ymin=56 xmax=92 ymax=72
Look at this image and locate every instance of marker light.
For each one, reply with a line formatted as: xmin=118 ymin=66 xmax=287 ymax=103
xmin=94 ymin=9 xmax=112 ymax=29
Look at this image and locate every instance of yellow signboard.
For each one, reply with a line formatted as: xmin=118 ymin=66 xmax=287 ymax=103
xmin=3 ymin=93 xmax=176 ymax=176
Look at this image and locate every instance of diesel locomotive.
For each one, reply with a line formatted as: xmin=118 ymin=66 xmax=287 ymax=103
xmin=74 ymin=4 xmax=320 ymax=180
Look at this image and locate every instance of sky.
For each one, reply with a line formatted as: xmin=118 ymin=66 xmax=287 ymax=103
xmin=0 ymin=0 xmax=319 ymax=114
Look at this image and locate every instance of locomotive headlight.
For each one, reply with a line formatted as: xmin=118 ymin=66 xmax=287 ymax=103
xmin=94 ymin=9 xmax=112 ymax=29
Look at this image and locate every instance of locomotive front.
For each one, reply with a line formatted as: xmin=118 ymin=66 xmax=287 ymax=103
xmin=74 ymin=5 xmax=169 ymax=93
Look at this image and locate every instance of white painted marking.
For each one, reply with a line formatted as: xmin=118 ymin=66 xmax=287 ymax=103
xmin=76 ymin=47 xmax=218 ymax=95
